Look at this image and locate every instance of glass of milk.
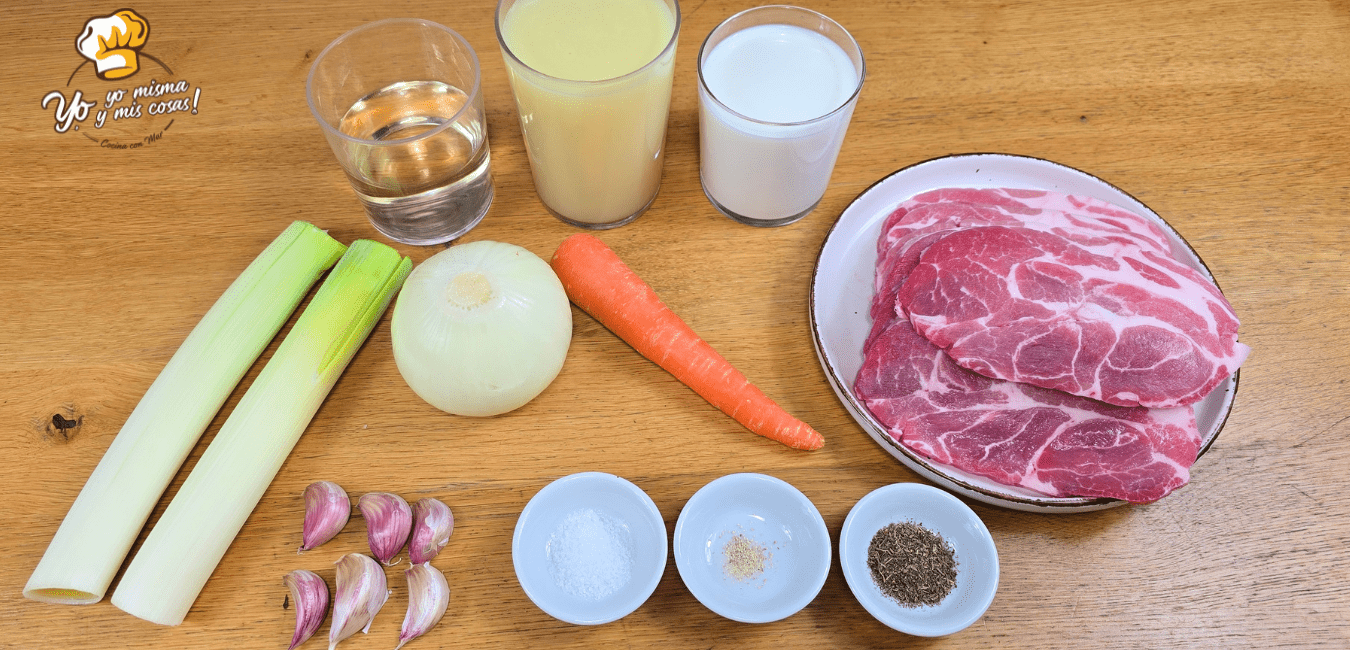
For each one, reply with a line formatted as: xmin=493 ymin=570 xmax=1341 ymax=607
xmin=495 ymin=0 xmax=681 ymax=229
xmin=698 ymin=6 xmax=865 ymax=227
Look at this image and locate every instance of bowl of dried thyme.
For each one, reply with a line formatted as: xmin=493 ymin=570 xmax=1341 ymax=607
xmin=673 ymin=473 xmax=831 ymax=623
xmin=839 ymin=482 xmax=999 ymax=636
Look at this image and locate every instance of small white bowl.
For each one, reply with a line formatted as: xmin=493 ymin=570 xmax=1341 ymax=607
xmin=512 ymin=472 xmax=667 ymax=625
xmin=840 ymin=483 xmax=999 ymax=636
xmin=673 ymin=473 xmax=831 ymax=623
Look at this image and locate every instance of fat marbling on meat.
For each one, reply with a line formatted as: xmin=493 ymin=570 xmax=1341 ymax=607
xmin=854 ymin=187 xmax=1236 ymax=502
xmin=856 ymin=315 xmax=1200 ymax=503
xmin=898 ymin=225 xmax=1249 ymax=408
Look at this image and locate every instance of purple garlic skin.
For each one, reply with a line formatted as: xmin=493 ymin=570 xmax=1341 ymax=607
xmin=283 ymin=570 xmax=329 ymax=650
xmin=357 ymin=492 xmax=412 ymax=565
xmin=408 ymin=498 xmax=454 ymax=565
xmin=396 ymin=563 xmax=449 ymax=650
xmin=300 ymin=481 xmax=350 ymax=552
xmin=329 ymin=554 xmax=389 ymax=649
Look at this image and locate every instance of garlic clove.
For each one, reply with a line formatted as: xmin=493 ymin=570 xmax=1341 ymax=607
xmin=357 ymin=492 xmax=412 ymax=565
xmin=396 ymin=563 xmax=450 ymax=650
xmin=408 ymin=498 xmax=454 ymax=565
xmin=301 ymin=481 xmax=351 ymax=552
xmin=328 ymin=553 xmax=389 ymax=650
xmin=283 ymin=569 xmax=329 ymax=650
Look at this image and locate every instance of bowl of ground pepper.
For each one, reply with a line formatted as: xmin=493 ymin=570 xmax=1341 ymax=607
xmin=673 ymin=473 xmax=831 ymax=623
xmin=840 ymin=482 xmax=999 ymax=636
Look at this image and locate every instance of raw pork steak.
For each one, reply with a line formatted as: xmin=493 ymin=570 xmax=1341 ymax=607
xmin=855 ymin=319 xmax=1200 ymax=503
xmin=898 ymin=225 xmax=1250 ymax=408
xmin=853 ymin=187 xmax=1227 ymax=501
xmin=877 ymin=187 xmax=1177 ymax=259
xmin=866 ymin=189 xmax=1177 ymax=350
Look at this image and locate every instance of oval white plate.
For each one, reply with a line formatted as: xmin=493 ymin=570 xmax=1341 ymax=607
xmin=840 ymin=483 xmax=999 ymax=636
xmin=809 ymin=153 xmax=1240 ymax=512
xmin=512 ymin=472 xmax=667 ymax=625
xmin=673 ymin=473 xmax=832 ymax=623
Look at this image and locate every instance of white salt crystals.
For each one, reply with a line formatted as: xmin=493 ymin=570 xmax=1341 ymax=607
xmin=547 ymin=508 xmax=634 ymax=600
xmin=514 ymin=472 xmax=668 ymax=624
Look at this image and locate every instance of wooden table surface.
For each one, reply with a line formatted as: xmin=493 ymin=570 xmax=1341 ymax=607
xmin=4 ymin=0 xmax=1347 ymax=648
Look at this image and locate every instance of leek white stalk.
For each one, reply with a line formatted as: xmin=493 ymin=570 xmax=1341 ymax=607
xmin=110 ymin=240 xmax=412 ymax=626
xmin=23 ymin=221 xmax=345 ymax=606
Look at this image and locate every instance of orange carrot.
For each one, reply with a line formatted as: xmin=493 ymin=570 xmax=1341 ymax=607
xmin=550 ymin=233 xmax=824 ymax=451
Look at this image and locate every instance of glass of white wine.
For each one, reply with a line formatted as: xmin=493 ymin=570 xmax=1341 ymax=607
xmin=307 ymin=19 xmax=493 ymax=245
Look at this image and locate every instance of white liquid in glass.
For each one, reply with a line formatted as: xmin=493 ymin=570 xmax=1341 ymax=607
xmin=699 ymin=23 xmax=859 ymax=223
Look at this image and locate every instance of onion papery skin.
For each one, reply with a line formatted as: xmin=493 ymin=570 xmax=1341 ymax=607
xmin=392 ymin=240 xmax=572 ymax=417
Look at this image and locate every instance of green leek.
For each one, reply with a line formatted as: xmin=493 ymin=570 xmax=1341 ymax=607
xmin=110 ymin=239 xmax=412 ymax=626
xmin=24 ymin=222 xmax=346 ymax=605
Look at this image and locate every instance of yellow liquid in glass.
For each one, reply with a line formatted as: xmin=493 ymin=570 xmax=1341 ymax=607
xmin=503 ymin=0 xmax=674 ymax=81
xmin=500 ymin=0 xmax=678 ymax=225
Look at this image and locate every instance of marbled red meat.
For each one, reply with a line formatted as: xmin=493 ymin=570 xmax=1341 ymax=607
xmin=865 ymin=188 xmax=1177 ymax=350
xmin=899 ymin=225 xmax=1249 ymax=408
xmin=856 ymin=319 xmax=1200 ymax=502
xmin=854 ymin=188 xmax=1237 ymax=502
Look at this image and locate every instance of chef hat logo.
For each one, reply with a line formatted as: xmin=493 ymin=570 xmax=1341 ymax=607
xmin=76 ymin=9 xmax=150 ymax=80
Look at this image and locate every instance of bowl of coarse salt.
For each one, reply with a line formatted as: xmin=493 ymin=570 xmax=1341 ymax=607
xmin=840 ymin=482 xmax=999 ymax=636
xmin=512 ymin=472 xmax=667 ymax=625
xmin=673 ymin=473 xmax=832 ymax=623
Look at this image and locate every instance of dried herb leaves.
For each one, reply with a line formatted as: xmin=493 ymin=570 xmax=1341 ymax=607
xmin=866 ymin=521 xmax=957 ymax=607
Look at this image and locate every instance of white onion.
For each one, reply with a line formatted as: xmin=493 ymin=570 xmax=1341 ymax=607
xmin=391 ymin=240 xmax=572 ymax=417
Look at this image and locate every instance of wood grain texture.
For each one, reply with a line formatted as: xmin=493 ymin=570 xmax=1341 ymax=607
xmin=3 ymin=0 xmax=1348 ymax=648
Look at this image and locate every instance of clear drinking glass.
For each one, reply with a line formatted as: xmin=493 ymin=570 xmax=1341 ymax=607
xmin=698 ymin=6 xmax=865 ymax=227
xmin=307 ymin=19 xmax=493 ymax=245
xmin=495 ymin=0 xmax=680 ymax=229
